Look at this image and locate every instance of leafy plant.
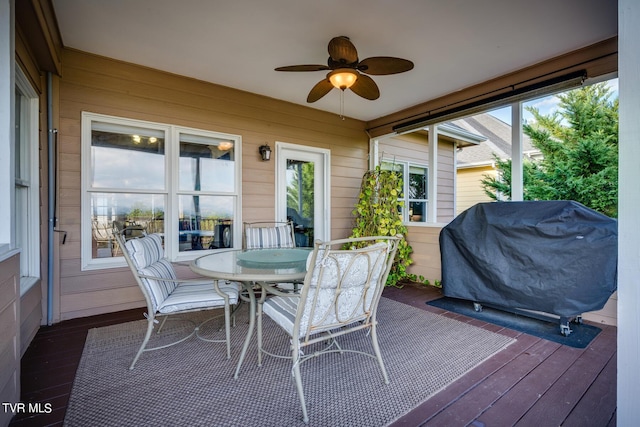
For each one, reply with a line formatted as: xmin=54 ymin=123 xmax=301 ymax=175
xmin=346 ymin=166 xmax=415 ymax=286
xmin=482 ymin=82 xmax=618 ymax=217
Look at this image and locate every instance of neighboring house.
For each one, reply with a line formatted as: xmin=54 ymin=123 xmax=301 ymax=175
xmin=452 ymin=113 xmax=541 ymax=215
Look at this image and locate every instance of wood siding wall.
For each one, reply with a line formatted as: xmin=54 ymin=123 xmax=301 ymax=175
xmin=55 ymin=48 xmax=369 ymax=321
xmin=0 ymin=254 xmax=20 ymax=427
xmin=456 ymin=165 xmax=496 ymax=215
xmin=377 ymin=132 xmax=455 ymax=283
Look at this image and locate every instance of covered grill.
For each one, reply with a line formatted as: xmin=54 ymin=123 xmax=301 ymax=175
xmin=439 ymin=201 xmax=617 ymax=335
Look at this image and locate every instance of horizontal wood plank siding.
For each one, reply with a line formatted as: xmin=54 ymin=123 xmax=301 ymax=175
xmin=457 ymin=165 xmax=496 ymax=215
xmin=437 ymin=140 xmax=455 ymax=223
xmin=405 ymin=226 xmax=443 ymax=283
xmin=56 ymin=48 xmax=368 ymax=320
xmin=0 ymin=254 xmax=20 ymax=427
xmin=376 ymin=134 xmax=452 ymax=282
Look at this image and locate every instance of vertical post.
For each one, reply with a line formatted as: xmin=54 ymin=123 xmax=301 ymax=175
xmin=0 ymin=0 xmax=14 ymax=247
xmin=427 ymin=125 xmax=438 ymax=222
xmin=510 ymin=102 xmax=524 ymax=201
xmin=618 ymin=0 xmax=640 ymax=423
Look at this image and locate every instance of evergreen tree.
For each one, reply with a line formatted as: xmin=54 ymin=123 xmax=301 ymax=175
xmin=481 ymin=82 xmax=618 ymax=217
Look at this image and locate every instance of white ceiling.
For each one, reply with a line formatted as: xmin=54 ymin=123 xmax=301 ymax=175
xmin=51 ymin=0 xmax=617 ymax=122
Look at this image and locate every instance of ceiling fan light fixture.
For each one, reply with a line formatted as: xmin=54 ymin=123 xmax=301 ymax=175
xmin=328 ymin=68 xmax=358 ymax=90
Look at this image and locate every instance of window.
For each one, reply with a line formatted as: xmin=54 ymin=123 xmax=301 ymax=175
xmin=15 ymin=66 xmax=40 ymax=290
xmin=381 ymin=160 xmax=428 ymax=224
xmin=82 ymin=113 xmax=241 ymax=270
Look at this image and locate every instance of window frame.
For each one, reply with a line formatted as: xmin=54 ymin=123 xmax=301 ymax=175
xmin=81 ymin=112 xmax=242 ymax=270
xmin=15 ymin=65 xmax=40 ymax=293
xmin=381 ymin=159 xmax=429 ymax=225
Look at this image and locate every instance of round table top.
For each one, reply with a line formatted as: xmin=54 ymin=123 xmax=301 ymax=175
xmin=190 ymin=248 xmax=311 ymax=282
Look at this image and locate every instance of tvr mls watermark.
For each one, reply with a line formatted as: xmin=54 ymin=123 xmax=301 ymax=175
xmin=2 ymin=402 xmax=53 ymax=414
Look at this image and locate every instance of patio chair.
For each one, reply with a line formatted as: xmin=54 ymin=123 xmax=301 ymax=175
xmin=243 ymin=220 xmax=300 ymax=292
xmin=114 ymin=231 xmax=241 ymax=369
xmin=258 ymin=235 xmax=401 ymax=423
xmin=242 ymin=220 xmax=296 ymax=249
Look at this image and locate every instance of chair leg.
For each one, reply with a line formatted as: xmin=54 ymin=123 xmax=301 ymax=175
xmin=157 ymin=315 xmax=169 ymax=334
xmin=291 ymin=344 xmax=309 ymax=424
xmin=130 ymin=317 xmax=155 ymax=370
xmin=257 ymin=286 xmax=269 ymax=366
xmin=370 ymin=323 xmax=390 ymax=384
xmin=224 ymin=304 xmax=231 ymax=359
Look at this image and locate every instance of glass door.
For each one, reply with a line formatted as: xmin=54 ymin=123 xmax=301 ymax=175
xmin=276 ymin=143 xmax=330 ymax=247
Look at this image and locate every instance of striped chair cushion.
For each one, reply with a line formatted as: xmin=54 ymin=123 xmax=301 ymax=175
xmin=125 ymin=234 xmax=177 ymax=312
xmin=125 ymin=234 xmax=164 ymax=269
xmin=159 ymin=280 xmax=241 ymax=314
xmin=245 ymin=224 xmax=295 ymax=249
xmin=138 ymin=258 xmax=179 ymax=312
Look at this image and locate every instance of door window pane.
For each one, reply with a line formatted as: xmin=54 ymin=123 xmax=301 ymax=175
xmin=286 ymin=160 xmax=314 ymax=247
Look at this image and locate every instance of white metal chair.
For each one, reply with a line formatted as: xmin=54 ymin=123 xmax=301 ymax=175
xmin=243 ymin=220 xmax=296 ymax=249
xmin=258 ymin=235 xmax=401 ymax=423
xmin=114 ymin=231 xmax=241 ymax=369
xmin=243 ymin=220 xmax=300 ymax=292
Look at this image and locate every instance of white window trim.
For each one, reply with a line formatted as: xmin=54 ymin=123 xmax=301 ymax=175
xmin=81 ymin=112 xmax=242 ymax=270
xmin=16 ymin=64 xmax=40 ymax=291
xmin=380 ymin=158 xmax=430 ymax=225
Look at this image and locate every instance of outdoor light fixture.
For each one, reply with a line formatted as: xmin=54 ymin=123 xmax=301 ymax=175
xmin=328 ymin=68 xmax=358 ymax=90
xmin=259 ymin=143 xmax=272 ymax=161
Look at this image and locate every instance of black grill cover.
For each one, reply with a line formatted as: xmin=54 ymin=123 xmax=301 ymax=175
xmin=440 ymin=201 xmax=617 ymax=317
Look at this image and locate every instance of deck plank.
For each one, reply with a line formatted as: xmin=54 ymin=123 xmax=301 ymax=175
xmin=514 ymin=323 xmax=617 ymax=426
xmin=475 ymin=343 xmax=585 ymax=425
xmin=424 ymin=338 xmax=562 ymax=426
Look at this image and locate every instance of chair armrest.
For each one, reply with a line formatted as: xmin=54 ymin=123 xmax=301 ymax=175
xmin=137 ymin=273 xmax=211 ymax=285
xmin=257 ymin=282 xmax=302 ymax=298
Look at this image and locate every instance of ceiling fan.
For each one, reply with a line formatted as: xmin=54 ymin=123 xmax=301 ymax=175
xmin=275 ymin=36 xmax=414 ymax=103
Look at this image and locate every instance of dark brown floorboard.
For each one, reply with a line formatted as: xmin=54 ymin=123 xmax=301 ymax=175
xmin=9 ymin=284 xmax=617 ymax=427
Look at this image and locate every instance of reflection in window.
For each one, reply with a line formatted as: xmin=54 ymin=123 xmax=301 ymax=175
xmin=15 ymin=72 xmax=40 ymax=281
xmin=91 ymin=122 xmax=165 ymax=190
xmin=91 ymin=193 xmax=165 ymax=258
xmin=178 ymin=195 xmax=234 ymax=251
xmin=286 ymin=160 xmax=314 ymax=247
xmin=83 ymin=113 xmax=241 ymax=268
xmin=179 ymin=134 xmax=235 ymax=192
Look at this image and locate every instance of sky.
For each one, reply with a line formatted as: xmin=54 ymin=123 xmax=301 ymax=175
xmin=488 ymin=78 xmax=618 ymax=125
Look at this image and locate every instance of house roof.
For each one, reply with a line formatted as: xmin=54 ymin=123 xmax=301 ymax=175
xmin=452 ymin=113 xmax=538 ymax=168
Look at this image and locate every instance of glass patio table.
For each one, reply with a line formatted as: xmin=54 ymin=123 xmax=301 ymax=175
xmin=191 ymin=248 xmax=311 ymax=378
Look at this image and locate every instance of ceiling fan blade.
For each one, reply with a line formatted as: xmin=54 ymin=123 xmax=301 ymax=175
xmin=328 ymin=36 xmax=358 ymax=65
xmin=307 ymin=79 xmax=334 ymax=103
xmin=275 ymin=64 xmax=330 ymax=72
xmin=357 ymin=57 xmax=414 ymax=75
xmin=350 ymin=74 xmax=380 ymax=100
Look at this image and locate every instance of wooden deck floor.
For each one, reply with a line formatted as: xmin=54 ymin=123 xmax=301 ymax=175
xmin=10 ymin=284 xmax=616 ymax=427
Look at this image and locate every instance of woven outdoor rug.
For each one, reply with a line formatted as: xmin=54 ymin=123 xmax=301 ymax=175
xmin=64 ymin=298 xmax=515 ymax=427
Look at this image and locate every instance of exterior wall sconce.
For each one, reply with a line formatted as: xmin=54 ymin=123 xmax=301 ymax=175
xmin=259 ymin=144 xmax=272 ymax=161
